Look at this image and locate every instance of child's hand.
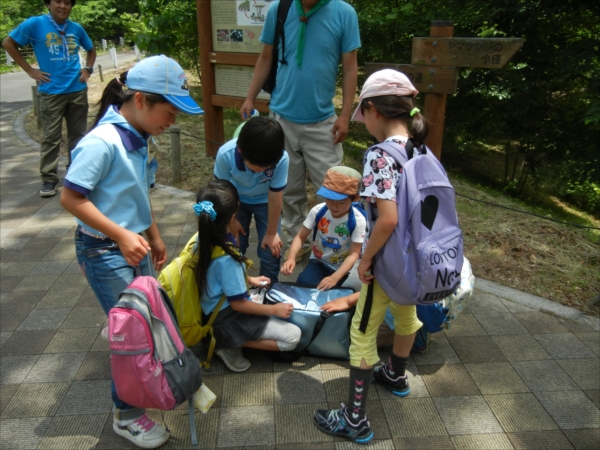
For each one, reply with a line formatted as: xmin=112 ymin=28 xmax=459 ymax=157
xmin=321 ymin=296 xmax=351 ymax=313
xmin=317 ymin=275 xmax=339 ymax=291
xmin=272 ymin=302 xmax=293 ymax=319
xmin=280 ymin=259 xmax=296 ymax=275
xmin=148 ymin=236 xmax=167 ymax=271
xmin=116 ymin=230 xmax=152 ymax=267
xmin=357 ymin=258 xmax=374 ymax=284
xmin=229 ymin=217 xmax=246 ymax=246
xmin=248 ymin=275 xmax=270 ymax=287
xmin=261 ymin=232 xmax=282 ymax=258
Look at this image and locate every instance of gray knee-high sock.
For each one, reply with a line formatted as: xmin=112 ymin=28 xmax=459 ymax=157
xmin=346 ymin=366 xmax=374 ymax=423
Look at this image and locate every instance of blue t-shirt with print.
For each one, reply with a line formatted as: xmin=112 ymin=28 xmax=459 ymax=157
xmin=9 ymin=15 xmax=93 ymax=94
xmin=201 ymin=254 xmax=250 ymax=315
xmin=214 ymin=138 xmax=288 ymax=204
xmin=260 ymin=0 xmax=360 ymax=123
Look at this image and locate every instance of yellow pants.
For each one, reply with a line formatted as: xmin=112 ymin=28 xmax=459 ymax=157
xmin=349 ymin=281 xmax=422 ymax=367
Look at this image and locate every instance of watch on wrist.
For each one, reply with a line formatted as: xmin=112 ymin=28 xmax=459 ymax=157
xmin=84 ymin=65 xmax=93 ymax=74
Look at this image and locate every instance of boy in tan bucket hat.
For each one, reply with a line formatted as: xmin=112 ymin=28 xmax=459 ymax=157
xmin=281 ymin=166 xmax=366 ymax=290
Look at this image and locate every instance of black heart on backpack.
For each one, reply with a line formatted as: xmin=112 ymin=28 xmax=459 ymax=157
xmin=421 ymin=195 xmax=439 ymax=230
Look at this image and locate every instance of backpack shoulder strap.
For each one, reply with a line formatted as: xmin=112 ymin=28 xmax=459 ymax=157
xmin=372 ymin=141 xmax=410 ymax=166
xmin=274 ymin=0 xmax=293 ymax=65
xmin=312 ymin=204 xmax=328 ymax=241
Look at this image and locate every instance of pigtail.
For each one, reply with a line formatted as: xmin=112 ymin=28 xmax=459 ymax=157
xmin=90 ymin=71 xmax=128 ymax=130
xmin=408 ymin=109 xmax=429 ymax=144
xmin=193 ymin=179 xmax=245 ymax=298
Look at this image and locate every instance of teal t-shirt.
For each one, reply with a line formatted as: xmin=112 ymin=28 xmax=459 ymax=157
xmin=9 ymin=15 xmax=93 ymax=94
xmin=260 ymin=0 xmax=360 ymax=123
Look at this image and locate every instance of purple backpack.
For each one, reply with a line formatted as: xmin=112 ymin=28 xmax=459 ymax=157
xmin=108 ymin=275 xmax=203 ymax=447
xmin=365 ymin=140 xmax=464 ymax=305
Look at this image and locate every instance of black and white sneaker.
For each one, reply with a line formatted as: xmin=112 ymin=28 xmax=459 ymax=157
xmin=40 ymin=182 xmax=58 ymax=197
xmin=373 ymin=364 xmax=410 ymax=397
xmin=313 ymin=403 xmax=374 ymax=444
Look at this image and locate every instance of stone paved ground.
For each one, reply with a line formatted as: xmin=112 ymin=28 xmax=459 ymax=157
xmin=1 ymin=108 xmax=599 ymax=449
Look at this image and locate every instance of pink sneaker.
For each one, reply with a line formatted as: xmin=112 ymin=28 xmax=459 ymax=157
xmin=113 ymin=413 xmax=170 ymax=449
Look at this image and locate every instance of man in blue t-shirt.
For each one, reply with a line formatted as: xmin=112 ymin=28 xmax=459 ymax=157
xmin=240 ymin=0 xmax=360 ymax=262
xmin=2 ymin=0 xmax=96 ymax=197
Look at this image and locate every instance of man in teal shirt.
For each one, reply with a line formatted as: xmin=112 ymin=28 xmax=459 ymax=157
xmin=3 ymin=0 xmax=96 ymax=197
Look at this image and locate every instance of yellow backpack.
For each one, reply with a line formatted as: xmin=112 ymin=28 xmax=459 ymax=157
xmin=158 ymin=232 xmax=229 ymax=368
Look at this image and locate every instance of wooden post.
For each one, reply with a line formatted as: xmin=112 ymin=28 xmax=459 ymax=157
xmin=31 ymin=86 xmax=38 ymax=116
xmin=170 ymin=126 xmax=181 ymax=183
xmin=196 ymin=0 xmax=224 ymax=157
xmin=423 ymin=21 xmax=454 ymax=160
xmin=98 ymin=64 xmax=104 ymax=82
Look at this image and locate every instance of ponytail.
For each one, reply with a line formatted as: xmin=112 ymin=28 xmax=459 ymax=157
xmin=361 ymin=96 xmax=429 ymax=144
xmin=90 ymin=70 xmax=169 ymax=130
xmin=193 ymin=179 xmax=245 ymax=297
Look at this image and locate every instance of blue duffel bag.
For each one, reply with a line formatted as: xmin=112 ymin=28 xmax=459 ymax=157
xmin=264 ymin=282 xmax=355 ymax=360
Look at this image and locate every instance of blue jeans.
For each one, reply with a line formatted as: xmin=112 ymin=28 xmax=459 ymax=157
xmin=75 ymin=229 xmax=153 ymax=413
xmin=236 ymin=201 xmax=280 ymax=283
xmin=297 ymin=259 xmax=348 ymax=287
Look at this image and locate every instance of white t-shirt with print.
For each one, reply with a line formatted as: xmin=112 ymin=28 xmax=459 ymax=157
xmin=303 ymin=202 xmax=366 ymax=271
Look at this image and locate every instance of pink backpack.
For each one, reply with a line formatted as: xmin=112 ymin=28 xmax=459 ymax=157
xmin=108 ymin=275 xmax=203 ymax=446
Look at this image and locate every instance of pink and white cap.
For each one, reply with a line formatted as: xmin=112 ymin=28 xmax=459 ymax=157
xmin=351 ymin=69 xmax=419 ymax=122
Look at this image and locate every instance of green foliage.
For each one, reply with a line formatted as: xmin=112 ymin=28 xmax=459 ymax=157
xmin=0 ymin=1 xmax=45 ymax=40
xmin=136 ymin=0 xmax=200 ymax=77
xmin=69 ymin=0 xmax=120 ymax=42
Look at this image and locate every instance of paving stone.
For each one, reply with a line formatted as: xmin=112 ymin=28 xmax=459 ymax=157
xmin=161 ymin=408 xmax=220 ymax=449
xmin=499 ymin=298 xmax=538 ymax=313
xmin=419 ymin=364 xmax=480 ymax=397
xmin=1 ymin=261 xmax=37 ymax=276
xmin=243 ymin=348 xmax=276 ymax=374
xmin=0 ymin=289 xmax=45 ymax=307
xmin=3 ymin=227 xmax=43 ymax=239
xmin=89 ymin=331 xmax=109 ymax=352
xmin=13 ymin=274 xmax=60 ymax=291
xmin=563 ymin=429 xmax=600 ymax=450
xmin=450 ymin=433 xmax=514 ymax=449
xmin=381 ymin=397 xmax=447 ymax=438
xmin=412 ymin=334 xmax=461 ymax=365
xmin=7 ymin=247 xmax=52 ymax=262
xmin=559 ymin=318 xmax=595 ymax=333
xmin=1 ymin=381 xmax=70 ymax=418
xmin=464 ymin=292 xmax=510 ymax=314
xmin=221 ymin=372 xmax=274 ymax=407
xmin=448 ymin=335 xmax=507 ymax=363
xmin=513 ymin=311 xmax=570 ymax=334
xmin=37 ymin=413 xmax=108 ymax=450
xmin=485 ymin=392 xmax=558 ymax=432
xmin=0 ymin=329 xmax=56 ymax=355
xmin=392 ymin=436 xmax=454 ymax=449
xmin=506 ymin=430 xmax=574 ymax=449
xmin=492 ymin=335 xmax=553 ymax=361
xmin=464 ymin=362 xmax=530 ymax=394
xmin=42 ymin=244 xmax=76 ymax=261
xmin=273 ymin=355 xmax=320 ymax=372
xmin=59 ymin=307 xmax=107 ymax=329
xmin=55 ymin=380 xmax=113 ymax=415
xmin=533 ymin=333 xmax=597 ymax=359
xmin=556 ymin=359 xmax=600 ymax=390
xmin=0 ymin=417 xmax=52 ymax=450
xmin=0 ymin=384 xmax=20 ymax=414
xmin=35 ymin=287 xmax=85 ymax=309
xmin=0 ymin=237 xmax=32 ymax=250
xmin=511 ymin=360 xmax=580 ymax=392
xmin=44 ymin=328 xmax=97 ymax=353
xmin=473 ymin=312 xmax=529 ymax=335
xmin=36 ymin=227 xmax=73 ymax=238
xmin=74 ymin=288 xmax=100 ymax=308
xmin=534 ymin=390 xmax=600 ymax=429
xmin=274 ymin=370 xmax=327 ymax=404
xmin=23 ymin=237 xmax=61 ymax=249
xmin=75 ymin=351 xmax=111 ymax=381
xmin=585 ymin=389 xmax=600 ymax=408
xmin=0 ymin=308 xmax=32 ymax=332
xmin=24 ymin=352 xmax=86 ymax=382
xmin=0 ymin=331 xmax=11 ymax=347
xmin=336 ymin=440 xmax=394 ymax=450
xmin=275 ymin=403 xmax=337 ymax=445
xmin=443 ymin=313 xmax=487 ymax=337
xmin=0 ymin=249 xmax=16 ymax=263
xmin=28 ymin=260 xmax=70 ymax=276
xmin=575 ymin=332 xmax=600 ymax=356
xmin=0 ymin=275 xmax=24 ymax=293
xmin=217 ymin=406 xmax=276 ymax=447
xmin=434 ymin=395 xmax=504 ymax=435
xmin=0 ymin=355 xmax=39 ymax=384
xmin=52 ymin=272 xmax=89 ymax=291
xmin=16 ymin=308 xmax=70 ymax=330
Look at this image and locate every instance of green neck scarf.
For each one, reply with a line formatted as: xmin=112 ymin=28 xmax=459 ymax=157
xmin=294 ymin=0 xmax=331 ymax=67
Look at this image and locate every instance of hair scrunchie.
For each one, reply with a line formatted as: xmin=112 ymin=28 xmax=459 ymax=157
xmin=193 ymin=201 xmax=217 ymax=221
xmin=410 ymin=107 xmax=420 ymax=117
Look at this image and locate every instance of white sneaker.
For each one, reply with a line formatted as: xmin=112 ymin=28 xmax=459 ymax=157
xmin=100 ymin=324 xmax=109 ymax=342
xmin=216 ymin=347 xmax=251 ymax=372
xmin=113 ymin=413 xmax=170 ymax=449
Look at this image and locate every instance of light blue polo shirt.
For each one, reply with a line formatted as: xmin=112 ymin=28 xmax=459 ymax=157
xmin=9 ymin=15 xmax=93 ymax=95
xmin=214 ymin=138 xmax=288 ymax=204
xmin=260 ymin=0 xmax=360 ymax=123
xmin=64 ymin=106 xmax=157 ymax=236
xmin=202 ymin=254 xmax=250 ymax=314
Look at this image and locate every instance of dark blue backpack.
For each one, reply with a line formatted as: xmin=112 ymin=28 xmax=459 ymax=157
xmin=312 ymin=202 xmax=367 ymax=241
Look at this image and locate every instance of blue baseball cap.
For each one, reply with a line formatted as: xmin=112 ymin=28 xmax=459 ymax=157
xmin=126 ymin=55 xmax=204 ymax=115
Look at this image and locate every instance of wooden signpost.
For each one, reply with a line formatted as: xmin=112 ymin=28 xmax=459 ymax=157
xmin=367 ymin=21 xmax=523 ymax=159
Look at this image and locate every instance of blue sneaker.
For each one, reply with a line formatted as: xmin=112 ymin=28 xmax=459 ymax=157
xmin=373 ymin=364 xmax=411 ymax=397
xmin=313 ymin=404 xmax=373 ymax=444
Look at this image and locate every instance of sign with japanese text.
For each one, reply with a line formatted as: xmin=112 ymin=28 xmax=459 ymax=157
xmin=365 ymin=63 xmax=458 ymax=95
xmin=412 ymin=38 xmax=523 ymax=69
